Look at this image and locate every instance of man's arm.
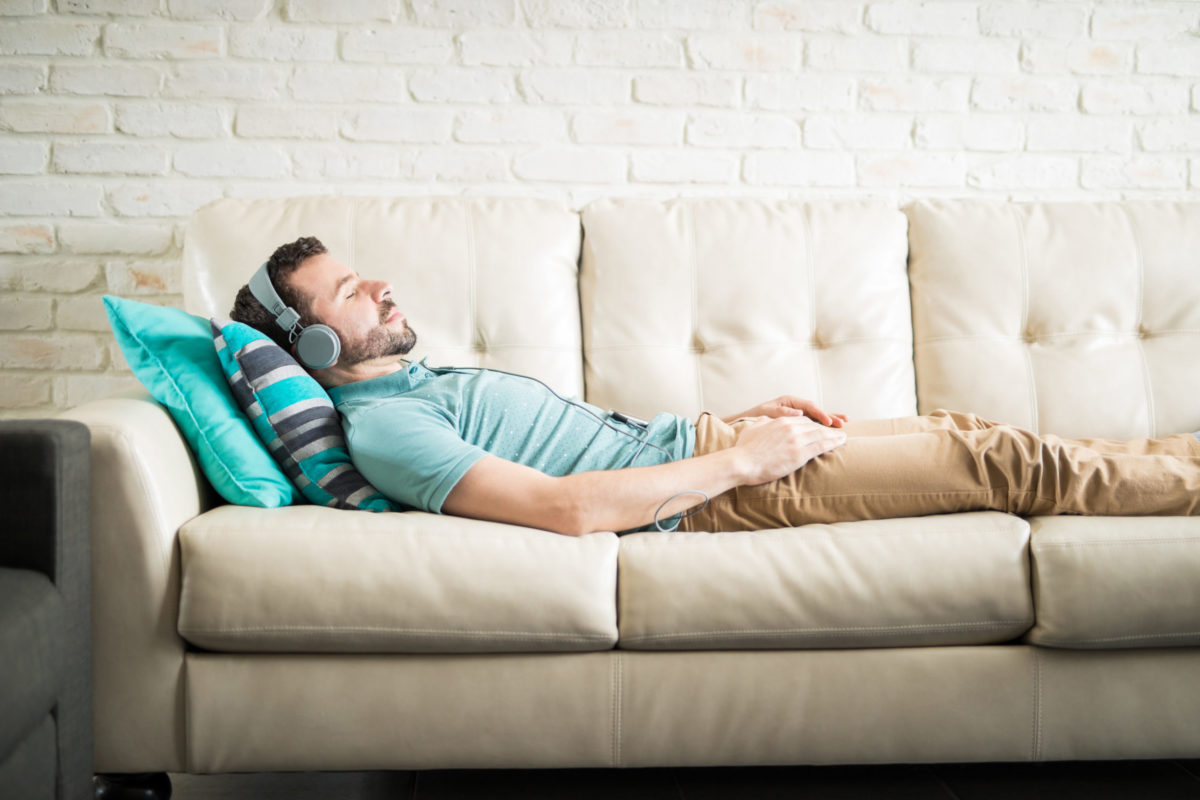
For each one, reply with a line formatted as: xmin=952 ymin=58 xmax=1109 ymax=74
xmin=441 ymin=415 xmax=847 ymax=536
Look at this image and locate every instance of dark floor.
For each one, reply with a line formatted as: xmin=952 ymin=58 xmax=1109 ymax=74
xmin=168 ymin=760 xmax=1200 ymax=799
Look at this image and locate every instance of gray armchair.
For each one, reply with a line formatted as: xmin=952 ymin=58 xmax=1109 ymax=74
xmin=0 ymin=420 xmax=92 ymax=800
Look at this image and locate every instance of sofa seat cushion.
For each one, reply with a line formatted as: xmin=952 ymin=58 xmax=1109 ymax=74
xmin=1026 ymin=516 xmax=1200 ymax=649
xmin=617 ymin=512 xmax=1033 ymax=650
xmin=177 ymin=506 xmax=619 ymax=653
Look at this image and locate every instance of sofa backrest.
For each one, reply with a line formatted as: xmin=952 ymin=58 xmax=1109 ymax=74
xmin=182 ymin=196 xmax=584 ymax=397
xmin=580 ymin=198 xmax=916 ymax=422
xmin=907 ymin=200 xmax=1200 ymax=439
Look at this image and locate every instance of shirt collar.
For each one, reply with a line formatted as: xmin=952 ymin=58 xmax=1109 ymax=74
xmin=327 ymin=358 xmax=437 ymax=406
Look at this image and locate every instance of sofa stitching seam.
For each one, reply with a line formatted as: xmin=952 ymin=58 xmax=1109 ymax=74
xmin=1012 ymin=206 xmax=1039 ymax=432
xmin=1031 ymin=648 xmax=1041 ymax=762
xmin=622 ymin=619 xmax=1033 ymax=642
xmin=1123 ymin=205 xmax=1157 ymax=438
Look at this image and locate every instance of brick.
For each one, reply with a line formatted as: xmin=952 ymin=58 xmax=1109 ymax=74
xmin=57 ymin=295 xmax=124 ymax=332
xmin=108 ymin=182 xmax=223 ymax=217
xmin=687 ymin=112 xmax=799 ymax=148
xmin=573 ymin=110 xmax=683 ymax=145
xmin=0 ymin=183 xmax=103 ymax=216
xmin=1193 ymin=159 xmax=1200 ymax=190
xmin=115 ymin=102 xmax=228 ymax=138
xmin=743 ymin=152 xmax=853 ymax=186
xmin=1081 ymin=81 xmax=1188 ymax=115
xmin=293 ymin=144 xmax=403 ymax=180
xmin=865 ymin=2 xmax=975 ymax=36
xmin=0 ymin=21 xmax=99 ymax=55
xmin=412 ymin=0 xmax=515 ymax=26
xmin=457 ymin=109 xmax=568 ymax=143
xmin=286 ymin=0 xmax=398 ymax=23
xmin=104 ymin=261 xmax=181 ymax=296
xmin=167 ymin=63 xmax=287 ymax=100
xmin=518 ymin=69 xmax=630 ymax=104
xmin=57 ymin=0 xmax=157 ymax=12
xmin=104 ymin=23 xmax=222 ymax=59
xmin=634 ymin=73 xmax=740 ymax=107
xmin=0 ymin=101 xmax=110 ymax=134
xmin=174 ymin=142 xmax=290 ymax=178
xmin=979 ymin=3 xmax=1086 ymax=38
xmin=50 ymin=64 xmax=162 ymax=97
xmin=858 ymin=152 xmax=965 ymax=187
xmin=970 ymin=76 xmax=1078 ymax=112
xmin=0 ymin=374 xmax=52 ymax=409
xmin=914 ymin=115 xmax=1024 ymax=152
xmin=805 ymin=114 xmax=910 ymax=150
xmin=0 ymin=0 xmax=46 ymax=13
xmin=1081 ymin=155 xmax=1187 ymax=190
xmin=637 ymin=0 xmax=747 ymax=30
xmin=460 ymin=31 xmax=573 ymax=66
xmin=745 ymin=74 xmax=853 ymax=111
xmin=1027 ymin=118 xmax=1130 ymax=154
xmin=1136 ymin=42 xmax=1200 ymax=75
xmin=1092 ymin=6 xmax=1198 ymax=40
xmin=411 ymin=149 xmax=509 ymax=182
xmin=0 ymin=295 xmax=52 ymax=330
xmin=575 ymin=32 xmax=684 ymax=67
xmin=53 ymin=142 xmax=168 ymax=175
xmin=913 ymin=40 xmax=1018 ymax=73
xmin=55 ymin=374 xmax=140 ymax=408
xmin=630 ymin=151 xmax=737 ymax=183
xmin=0 ymin=223 xmax=55 ymax=254
xmin=686 ymin=34 xmax=799 ymax=71
xmin=342 ymin=108 xmax=454 ymax=142
xmin=1140 ymin=118 xmax=1200 ymax=152
xmin=0 ymin=333 xmax=106 ymax=370
xmin=0 ymin=64 xmax=47 ymax=95
xmin=0 ymin=260 xmax=98 ymax=293
xmin=753 ymin=2 xmax=860 ymax=33
xmin=1021 ymin=41 xmax=1132 ymax=75
xmin=229 ymin=25 xmax=336 ymax=61
xmin=860 ymin=76 xmax=970 ymax=112
xmin=1194 ymin=84 xmax=1200 ymax=113
xmin=0 ymin=141 xmax=48 ymax=175
xmin=806 ymin=36 xmax=907 ymax=72
xmin=524 ymin=0 xmax=630 ymax=28
xmin=167 ymin=0 xmax=272 ymax=20
xmin=235 ymin=106 xmax=338 ymax=139
xmin=409 ymin=68 xmax=513 ymax=103
xmin=342 ymin=28 xmax=455 ymax=64
xmin=58 ymin=222 xmax=174 ymax=255
xmin=966 ymin=155 xmax=1078 ymax=189
xmin=512 ymin=147 xmax=625 ymax=182
xmin=290 ymin=65 xmax=405 ymax=103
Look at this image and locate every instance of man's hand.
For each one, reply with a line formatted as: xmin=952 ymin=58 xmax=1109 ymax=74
xmin=729 ymin=416 xmax=847 ymax=486
xmin=723 ymin=395 xmax=849 ymax=428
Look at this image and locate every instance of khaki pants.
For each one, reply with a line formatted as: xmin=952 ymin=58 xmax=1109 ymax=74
xmin=680 ymin=410 xmax=1200 ymax=532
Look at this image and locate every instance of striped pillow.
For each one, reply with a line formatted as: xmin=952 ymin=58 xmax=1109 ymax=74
xmin=211 ymin=320 xmax=396 ymax=512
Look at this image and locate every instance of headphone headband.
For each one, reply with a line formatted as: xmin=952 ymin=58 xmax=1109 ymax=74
xmin=248 ymin=262 xmax=302 ymax=342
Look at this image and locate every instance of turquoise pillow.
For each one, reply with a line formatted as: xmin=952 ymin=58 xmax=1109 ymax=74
xmin=211 ymin=319 xmax=396 ymax=512
xmin=103 ymin=295 xmax=300 ymax=507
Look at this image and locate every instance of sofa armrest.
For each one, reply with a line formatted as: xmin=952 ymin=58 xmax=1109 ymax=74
xmin=59 ymin=391 xmax=205 ymax=774
xmin=0 ymin=419 xmax=93 ymax=799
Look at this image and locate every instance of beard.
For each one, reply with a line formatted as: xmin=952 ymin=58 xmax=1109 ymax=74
xmin=337 ymin=299 xmax=417 ymax=365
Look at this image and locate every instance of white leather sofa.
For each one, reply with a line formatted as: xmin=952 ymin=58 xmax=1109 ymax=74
xmin=64 ymin=196 xmax=1200 ymax=780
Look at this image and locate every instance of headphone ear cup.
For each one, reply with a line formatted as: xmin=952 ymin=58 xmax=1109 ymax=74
xmin=294 ymin=324 xmax=341 ymax=370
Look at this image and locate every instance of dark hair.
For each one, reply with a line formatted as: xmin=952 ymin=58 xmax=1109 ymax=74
xmin=229 ymin=236 xmax=328 ymax=351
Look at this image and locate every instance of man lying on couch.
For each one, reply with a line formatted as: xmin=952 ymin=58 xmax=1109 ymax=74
xmin=230 ymin=236 xmax=1200 ymax=535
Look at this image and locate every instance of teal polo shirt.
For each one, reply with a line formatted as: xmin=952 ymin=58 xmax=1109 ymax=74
xmin=328 ymin=361 xmax=695 ymax=516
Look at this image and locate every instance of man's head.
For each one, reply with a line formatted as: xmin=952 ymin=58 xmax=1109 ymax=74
xmin=230 ymin=236 xmax=417 ymax=383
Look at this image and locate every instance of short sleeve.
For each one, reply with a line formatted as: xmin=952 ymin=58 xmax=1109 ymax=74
xmin=343 ymin=399 xmax=488 ymax=513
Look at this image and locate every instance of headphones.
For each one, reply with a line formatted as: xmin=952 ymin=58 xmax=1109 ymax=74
xmin=248 ymin=261 xmax=341 ymax=370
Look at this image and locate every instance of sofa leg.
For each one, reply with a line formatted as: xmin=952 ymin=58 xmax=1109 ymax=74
xmin=93 ymin=772 xmax=172 ymax=800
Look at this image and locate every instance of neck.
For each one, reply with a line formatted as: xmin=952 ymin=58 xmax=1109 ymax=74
xmin=312 ymin=356 xmax=407 ymax=389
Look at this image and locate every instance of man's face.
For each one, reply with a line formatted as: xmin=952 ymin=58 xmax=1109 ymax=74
xmin=287 ymin=253 xmax=417 ymax=366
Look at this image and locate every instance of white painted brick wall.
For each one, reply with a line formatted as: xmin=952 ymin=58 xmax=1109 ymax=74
xmin=1 ymin=0 xmax=1200 ymax=417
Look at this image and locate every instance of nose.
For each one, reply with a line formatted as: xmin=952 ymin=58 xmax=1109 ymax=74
xmin=369 ymin=280 xmax=392 ymax=302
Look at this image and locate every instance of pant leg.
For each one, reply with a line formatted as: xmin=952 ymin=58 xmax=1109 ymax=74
xmin=843 ymin=410 xmax=1199 ymax=456
xmin=682 ymin=412 xmax=1200 ymax=532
